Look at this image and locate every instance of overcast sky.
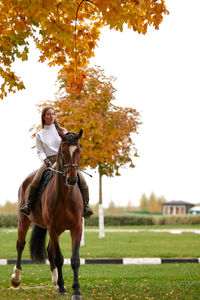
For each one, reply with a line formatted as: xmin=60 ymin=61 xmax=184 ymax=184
xmin=0 ymin=0 xmax=200 ymax=208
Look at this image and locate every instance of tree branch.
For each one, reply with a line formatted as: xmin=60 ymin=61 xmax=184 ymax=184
xmin=74 ymin=0 xmax=95 ymax=72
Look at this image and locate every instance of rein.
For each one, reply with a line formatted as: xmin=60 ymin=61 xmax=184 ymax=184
xmin=48 ymin=140 xmax=92 ymax=177
xmin=48 ymin=161 xmax=79 ymax=177
xmin=48 ymin=166 xmax=92 ymax=178
xmin=48 ymin=167 xmax=67 ymax=176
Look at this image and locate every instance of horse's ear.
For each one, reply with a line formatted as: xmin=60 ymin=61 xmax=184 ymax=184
xmin=78 ymin=129 xmax=83 ymax=139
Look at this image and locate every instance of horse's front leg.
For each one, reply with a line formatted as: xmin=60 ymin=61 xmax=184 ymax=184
xmin=47 ymin=241 xmax=58 ymax=289
xmin=11 ymin=215 xmax=31 ymax=287
xmin=70 ymin=226 xmax=82 ymax=300
xmin=48 ymin=231 xmax=66 ymax=296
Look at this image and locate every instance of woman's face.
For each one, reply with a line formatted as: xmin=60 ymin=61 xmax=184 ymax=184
xmin=43 ymin=109 xmax=55 ymax=125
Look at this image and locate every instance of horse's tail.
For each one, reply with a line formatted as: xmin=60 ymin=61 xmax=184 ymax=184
xmin=30 ymin=225 xmax=47 ymax=262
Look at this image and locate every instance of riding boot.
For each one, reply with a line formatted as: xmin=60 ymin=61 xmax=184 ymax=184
xmin=19 ymin=185 xmax=37 ymax=216
xmin=81 ymin=188 xmax=94 ymax=219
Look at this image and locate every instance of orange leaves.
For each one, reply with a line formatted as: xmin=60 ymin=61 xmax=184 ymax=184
xmin=42 ymin=66 xmax=140 ymax=176
xmin=95 ymin=0 xmax=169 ymax=34
xmin=0 ymin=0 xmax=168 ymax=99
xmin=0 ymin=66 xmax=25 ymax=99
xmin=59 ymin=64 xmax=87 ymax=94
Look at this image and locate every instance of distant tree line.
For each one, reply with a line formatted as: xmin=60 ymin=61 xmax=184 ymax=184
xmin=139 ymin=193 xmax=167 ymax=213
xmin=0 ymin=201 xmax=17 ymax=213
xmin=0 ymin=194 xmax=166 ymax=214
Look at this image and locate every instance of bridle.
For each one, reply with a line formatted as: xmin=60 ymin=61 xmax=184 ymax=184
xmin=52 ymin=141 xmax=79 ymax=177
xmin=49 ymin=140 xmax=92 ymax=178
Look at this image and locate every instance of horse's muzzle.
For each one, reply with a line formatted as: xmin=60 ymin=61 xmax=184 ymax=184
xmin=66 ymin=176 xmax=78 ymax=186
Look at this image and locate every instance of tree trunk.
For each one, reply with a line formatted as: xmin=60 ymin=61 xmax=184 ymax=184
xmin=98 ymin=166 xmax=105 ymax=238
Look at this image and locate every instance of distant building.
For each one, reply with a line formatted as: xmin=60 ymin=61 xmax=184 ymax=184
xmin=189 ymin=206 xmax=200 ymax=215
xmin=162 ymin=201 xmax=194 ymax=215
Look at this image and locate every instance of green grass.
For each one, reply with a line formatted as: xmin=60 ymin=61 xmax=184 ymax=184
xmin=0 ymin=227 xmax=200 ymax=259
xmin=1 ymin=264 xmax=200 ymax=299
xmin=1 ymin=226 xmax=200 ymax=299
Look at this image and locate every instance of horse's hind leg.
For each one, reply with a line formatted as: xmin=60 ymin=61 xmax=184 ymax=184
xmin=70 ymin=227 xmax=82 ymax=300
xmin=11 ymin=215 xmax=31 ymax=287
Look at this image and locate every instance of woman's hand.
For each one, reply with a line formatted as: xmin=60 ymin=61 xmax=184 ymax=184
xmin=44 ymin=158 xmax=52 ymax=167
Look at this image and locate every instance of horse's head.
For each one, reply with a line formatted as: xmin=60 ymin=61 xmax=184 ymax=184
xmin=58 ymin=129 xmax=83 ymax=186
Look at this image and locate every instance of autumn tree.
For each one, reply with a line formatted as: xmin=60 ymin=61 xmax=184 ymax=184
xmin=139 ymin=193 xmax=149 ymax=211
xmin=149 ymin=192 xmax=158 ymax=212
xmin=139 ymin=192 xmax=166 ymax=213
xmin=125 ymin=200 xmax=135 ymax=212
xmin=157 ymin=195 xmax=166 ymax=211
xmin=39 ymin=66 xmax=140 ymax=237
xmin=0 ymin=0 xmax=168 ymax=98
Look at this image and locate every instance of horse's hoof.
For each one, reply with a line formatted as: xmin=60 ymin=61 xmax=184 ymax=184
xmin=58 ymin=292 xmax=67 ymax=297
xmin=55 ymin=285 xmax=59 ymax=291
xmin=10 ymin=277 xmax=20 ymax=288
xmin=58 ymin=291 xmax=67 ymax=297
xmin=71 ymin=295 xmax=82 ymax=300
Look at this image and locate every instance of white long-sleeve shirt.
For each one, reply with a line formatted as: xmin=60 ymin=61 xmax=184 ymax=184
xmin=36 ymin=124 xmax=66 ymax=163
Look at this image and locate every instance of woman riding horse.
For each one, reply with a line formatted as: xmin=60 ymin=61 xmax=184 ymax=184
xmin=20 ymin=106 xmax=93 ymax=218
xmin=11 ymin=127 xmax=85 ymax=297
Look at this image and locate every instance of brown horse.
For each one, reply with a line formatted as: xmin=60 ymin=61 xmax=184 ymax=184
xmin=11 ymin=130 xmax=84 ymax=299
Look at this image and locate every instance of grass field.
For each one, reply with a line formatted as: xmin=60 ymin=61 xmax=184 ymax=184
xmin=1 ymin=264 xmax=200 ymax=299
xmin=0 ymin=226 xmax=200 ymax=299
xmin=0 ymin=227 xmax=200 ymax=259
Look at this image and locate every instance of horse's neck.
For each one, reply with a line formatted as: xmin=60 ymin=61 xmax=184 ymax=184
xmin=55 ymin=160 xmax=70 ymax=198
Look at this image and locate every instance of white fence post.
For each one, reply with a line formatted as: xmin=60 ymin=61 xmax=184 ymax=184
xmin=80 ymin=217 xmax=85 ymax=246
xmin=99 ymin=204 xmax=105 ymax=238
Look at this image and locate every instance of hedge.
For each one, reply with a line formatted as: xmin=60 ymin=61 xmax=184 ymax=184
xmin=0 ymin=214 xmax=18 ymax=227
xmin=152 ymin=214 xmax=200 ymax=225
xmin=85 ymin=215 xmax=153 ymax=226
xmin=1 ymin=213 xmax=200 ymax=227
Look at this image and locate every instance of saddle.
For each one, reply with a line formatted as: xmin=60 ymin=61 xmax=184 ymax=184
xmin=38 ymin=168 xmax=54 ymax=198
xmin=36 ymin=168 xmax=81 ymax=211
